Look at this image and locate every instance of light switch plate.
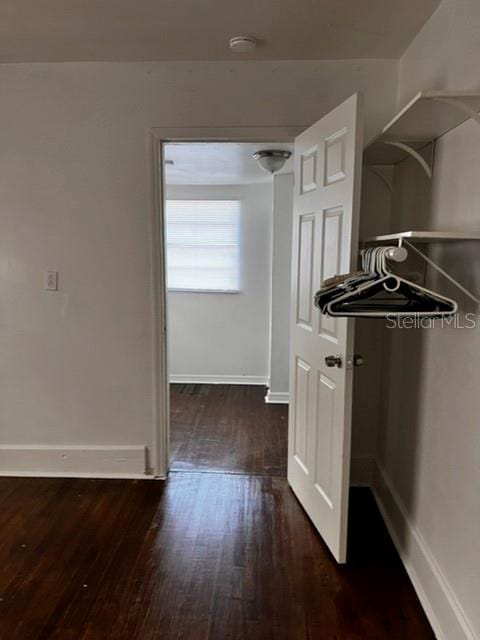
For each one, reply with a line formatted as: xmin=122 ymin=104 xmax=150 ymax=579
xmin=44 ymin=270 xmax=58 ymax=291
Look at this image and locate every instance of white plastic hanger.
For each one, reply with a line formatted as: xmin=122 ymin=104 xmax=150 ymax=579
xmin=325 ymin=246 xmax=458 ymax=318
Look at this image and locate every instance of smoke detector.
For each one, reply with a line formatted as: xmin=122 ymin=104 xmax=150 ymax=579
xmin=229 ymin=36 xmax=257 ymax=53
xmin=253 ymin=150 xmax=292 ymax=174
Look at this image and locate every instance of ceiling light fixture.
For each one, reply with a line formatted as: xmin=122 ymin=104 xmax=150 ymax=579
xmin=229 ymin=36 xmax=257 ymax=53
xmin=253 ymin=150 xmax=292 ymax=174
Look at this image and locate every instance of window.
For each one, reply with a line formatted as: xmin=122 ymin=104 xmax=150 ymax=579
xmin=166 ymin=199 xmax=241 ymax=292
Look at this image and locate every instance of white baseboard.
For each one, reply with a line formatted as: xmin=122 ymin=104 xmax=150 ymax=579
xmin=372 ymin=463 xmax=477 ymax=640
xmin=170 ymin=374 xmax=268 ymax=385
xmin=349 ymin=456 xmax=375 ymax=486
xmin=265 ymin=390 xmax=290 ymax=404
xmin=0 ymin=445 xmax=152 ymax=479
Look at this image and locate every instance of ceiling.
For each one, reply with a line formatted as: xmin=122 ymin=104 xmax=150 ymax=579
xmin=164 ymin=142 xmax=294 ymax=185
xmin=0 ymin=0 xmax=440 ymax=62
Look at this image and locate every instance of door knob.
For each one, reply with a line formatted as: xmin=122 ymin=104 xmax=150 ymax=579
xmin=325 ymin=354 xmax=342 ymax=368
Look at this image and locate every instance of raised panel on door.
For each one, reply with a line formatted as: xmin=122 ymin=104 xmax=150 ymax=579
xmin=314 ymin=371 xmax=336 ymax=508
xmin=296 ymin=214 xmax=315 ymax=330
xmin=293 ymin=357 xmax=311 ymax=474
xmin=318 ymin=206 xmax=343 ymax=342
xmin=323 ymin=128 xmax=347 ymax=186
xmin=300 ymin=146 xmax=318 ymax=194
xmin=288 ymin=93 xmax=363 ymax=564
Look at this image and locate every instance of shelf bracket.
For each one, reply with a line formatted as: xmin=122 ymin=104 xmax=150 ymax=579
xmin=364 ymin=164 xmax=393 ymax=193
xmin=431 ymin=96 xmax=480 ymax=130
xmin=382 ymin=141 xmax=432 ymax=179
xmin=401 ymin=239 xmax=480 ymax=304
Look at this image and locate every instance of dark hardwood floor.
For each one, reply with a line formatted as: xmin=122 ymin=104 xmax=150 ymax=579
xmin=0 ymin=384 xmax=434 ymax=639
xmin=0 ymin=476 xmax=434 ymax=640
xmin=170 ymin=384 xmax=288 ymax=476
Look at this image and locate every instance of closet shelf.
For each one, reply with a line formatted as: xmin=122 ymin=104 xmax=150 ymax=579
xmin=363 ymin=231 xmax=480 ymax=244
xmin=364 ymin=91 xmax=480 ymax=170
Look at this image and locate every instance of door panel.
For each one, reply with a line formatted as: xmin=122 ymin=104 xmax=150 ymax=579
xmin=300 ymin=147 xmax=318 ymax=193
xmin=315 ymin=371 xmax=335 ymax=503
xmin=293 ymin=357 xmax=311 ymax=473
xmin=319 ymin=206 xmax=343 ymax=340
xmin=288 ymin=93 xmax=363 ymax=563
xmin=324 ymin=128 xmax=347 ymax=185
xmin=296 ymin=214 xmax=315 ymax=329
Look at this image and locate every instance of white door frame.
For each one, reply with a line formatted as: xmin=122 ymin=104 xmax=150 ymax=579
xmin=148 ymin=125 xmax=305 ymax=477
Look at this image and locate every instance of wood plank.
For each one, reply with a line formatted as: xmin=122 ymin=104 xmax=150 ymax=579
xmin=170 ymin=384 xmax=288 ymax=476
xmin=0 ymin=476 xmax=434 ymax=640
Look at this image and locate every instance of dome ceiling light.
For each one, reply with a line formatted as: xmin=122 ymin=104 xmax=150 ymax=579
xmin=229 ymin=36 xmax=257 ymax=53
xmin=253 ymin=150 xmax=292 ymax=174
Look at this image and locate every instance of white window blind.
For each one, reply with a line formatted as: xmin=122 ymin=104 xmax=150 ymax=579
xmin=166 ymin=200 xmax=241 ymax=292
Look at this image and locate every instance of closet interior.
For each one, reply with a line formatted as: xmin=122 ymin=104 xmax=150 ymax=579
xmin=352 ymin=90 xmax=480 ymax=487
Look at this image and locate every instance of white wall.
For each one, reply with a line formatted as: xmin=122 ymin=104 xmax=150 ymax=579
xmin=0 ymin=59 xmax=397 ymax=476
xmin=266 ymin=172 xmax=293 ymax=402
xmin=374 ymin=2 xmax=480 ymax=638
xmin=166 ymin=183 xmax=272 ymax=384
xmin=397 ymin=0 xmax=480 ymax=106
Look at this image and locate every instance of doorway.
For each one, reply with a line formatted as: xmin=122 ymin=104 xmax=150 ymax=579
xmin=162 ymin=140 xmax=293 ymax=476
xmin=140 ymin=117 xmax=436 ymax=638
xmin=149 ymin=106 xmax=363 ymax=561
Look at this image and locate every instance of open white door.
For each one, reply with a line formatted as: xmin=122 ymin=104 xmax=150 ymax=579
xmin=288 ymin=93 xmax=363 ymax=563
